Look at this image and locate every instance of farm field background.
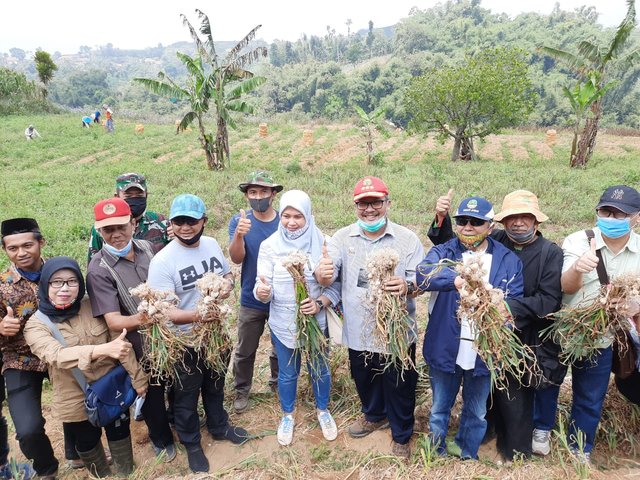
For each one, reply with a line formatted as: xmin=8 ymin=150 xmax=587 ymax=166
xmin=0 ymin=113 xmax=639 ymax=478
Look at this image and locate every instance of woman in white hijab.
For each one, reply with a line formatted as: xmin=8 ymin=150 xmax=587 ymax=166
xmin=254 ymin=190 xmax=339 ymax=446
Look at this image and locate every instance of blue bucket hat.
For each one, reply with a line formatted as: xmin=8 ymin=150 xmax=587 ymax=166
xmin=454 ymin=196 xmax=494 ymax=222
xmin=169 ymin=194 xmax=206 ymax=220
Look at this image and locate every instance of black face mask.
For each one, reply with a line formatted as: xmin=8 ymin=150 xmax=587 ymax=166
xmin=125 ymin=197 xmax=147 ymax=218
xmin=175 ymin=226 xmax=205 ymax=246
xmin=249 ymin=197 xmax=271 ymax=213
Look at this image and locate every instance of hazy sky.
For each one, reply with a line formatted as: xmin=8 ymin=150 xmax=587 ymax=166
xmin=0 ymin=0 xmax=630 ymax=55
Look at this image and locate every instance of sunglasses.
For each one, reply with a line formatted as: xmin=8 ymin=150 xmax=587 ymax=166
xmin=172 ymin=216 xmax=202 ymax=226
xmin=454 ymin=217 xmax=487 ymax=227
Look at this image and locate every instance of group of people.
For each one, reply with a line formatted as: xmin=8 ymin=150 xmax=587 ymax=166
xmin=0 ymin=170 xmax=638 ymax=479
xmin=81 ymin=106 xmax=111 ymax=130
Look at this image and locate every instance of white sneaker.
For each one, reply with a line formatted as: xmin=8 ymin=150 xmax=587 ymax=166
xmin=317 ymin=410 xmax=338 ymax=441
xmin=277 ymin=414 xmax=295 ymax=446
xmin=532 ymin=428 xmax=551 ymax=456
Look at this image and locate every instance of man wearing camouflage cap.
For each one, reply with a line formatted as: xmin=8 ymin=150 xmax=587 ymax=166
xmin=228 ymin=171 xmax=283 ymax=412
xmin=87 ymin=173 xmax=170 ymax=263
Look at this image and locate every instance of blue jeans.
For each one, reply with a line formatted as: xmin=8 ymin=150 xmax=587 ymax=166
xmin=272 ymin=333 xmax=331 ymax=414
xmin=533 ymin=347 xmax=612 ymax=453
xmin=429 ymin=366 xmax=491 ymax=459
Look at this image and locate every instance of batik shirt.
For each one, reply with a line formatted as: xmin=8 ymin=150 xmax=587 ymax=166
xmin=0 ymin=264 xmax=47 ymax=372
xmin=87 ymin=210 xmax=169 ymax=263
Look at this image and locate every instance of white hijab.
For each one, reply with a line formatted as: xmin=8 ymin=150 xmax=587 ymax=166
xmin=273 ymin=190 xmax=324 ymax=264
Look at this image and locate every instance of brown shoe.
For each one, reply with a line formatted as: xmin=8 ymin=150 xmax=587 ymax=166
xmin=348 ymin=417 xmax=389 ymax=438
xmin=392 ymin=440 xmax=411 ymax=460
xmin=234 ymin=394 xmax=249 ymax=413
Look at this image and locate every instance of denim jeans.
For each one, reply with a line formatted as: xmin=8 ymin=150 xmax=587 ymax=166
xmin=533 ymin=347 xmax=612 ymax=453
xmin=429 ymin=365 xmax=491 ymax=459
xmin=271 ymin=333 xmax=331 ymax=414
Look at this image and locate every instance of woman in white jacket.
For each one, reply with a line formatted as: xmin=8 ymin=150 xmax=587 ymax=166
xmin=254 ymin=190 xmax=339 ymax=446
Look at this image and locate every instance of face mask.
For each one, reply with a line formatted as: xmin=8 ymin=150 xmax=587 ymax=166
xmin=283 ymin=222 xmax=309 ymax=240
xmin=176 ymin=226 xmax=205 ymax=246
xmin=104 ymin=239 xmax=133 ymax=257
xmin=597 ymin=216 xmax=631 ymax=239
xmin=505 ymin=224 xmax=537 ymax=245
xmin=357 ymin=217 xmax=387 ymax=233
xmin=125 ymin=197 xmax=147 ymax=218
xmin=455 ymin=230 xmax=490 ymax=249
xmin=249 ymin=197 xmax=271 ymax=213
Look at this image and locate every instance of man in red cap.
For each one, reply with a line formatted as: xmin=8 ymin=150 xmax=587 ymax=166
xmin=316 ymin=176 xmax=424 ymax=459
xmin=86 ymin=198 xmax=175 ymax=464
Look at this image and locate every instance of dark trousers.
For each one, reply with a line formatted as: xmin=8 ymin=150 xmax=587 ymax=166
xmin=486 ymin=373 xmax=534 ymax=460
xmin=174 ymin=347 xmax=230 ymax=447
xmin=348 ymin=344 xmax=418 ymax=444
xmin=615 ymin=370 xmax=640 ymax=405
xmin=233 ymin=306 xmax=278 ymax=394
xmin=4 ymin=369 xmax=58 ymax=476
xmin=63 ymin=417 xmax=130 ymax=454
xmin=0 ymin=370 xmax=8 ymax=466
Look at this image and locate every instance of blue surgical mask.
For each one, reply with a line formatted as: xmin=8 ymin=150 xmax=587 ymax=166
xmin=596 ymin=216 xmax=631 ymax=239
xmin=357 ymin=217 xmax=387 ymax=233
xmin=104 ymin=240 xmax=133 ymax=257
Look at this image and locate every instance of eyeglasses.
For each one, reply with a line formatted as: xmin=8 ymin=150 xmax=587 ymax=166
xmin=354 ymin=199 xmax=386 ymax=211
xmin=171 ymin=217 xmax=201 ymax=226
xmin=454 ymin=217 xmax=487 ymax=227
xmin=596 ymin=209 xmax=631 ymax=220
xmin=49 ymin=279 xmax=79 ymax=289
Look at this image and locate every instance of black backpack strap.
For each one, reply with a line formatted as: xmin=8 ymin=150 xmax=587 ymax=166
xmin=585 ymin=229 xmax=610 ymax=285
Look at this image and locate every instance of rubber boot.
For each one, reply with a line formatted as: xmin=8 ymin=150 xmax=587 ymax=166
xmin=77 ymin=442 xmax=111 ymax=478
xmin=107 ymin=436 xmax=134 ymax=476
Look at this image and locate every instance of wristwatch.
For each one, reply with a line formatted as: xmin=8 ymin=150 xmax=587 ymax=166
xmin=315 ymin=299 xmax=324 ymax=311
xmin=406 ymin=281 xmax=417 ymax=296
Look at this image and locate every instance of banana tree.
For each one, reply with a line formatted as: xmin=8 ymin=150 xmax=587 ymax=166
xmin=354 ymin=105 xmax=386 ymax=163
xmin=540 ymin=0 xmax=639 ymax=168
xmin=135 ymin=10 xmax=267 ymax=170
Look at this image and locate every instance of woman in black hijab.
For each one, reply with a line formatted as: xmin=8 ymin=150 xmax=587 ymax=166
xmin=24 ymin=257 xmax=147 ymax=478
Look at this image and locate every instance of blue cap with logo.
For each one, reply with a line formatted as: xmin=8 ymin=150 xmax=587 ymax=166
xmin=454 ymin=196 xmax=495 ymax=222
xmin=596 ymin=185 xmax=640 ymax=214
xmin=169 ymin=194 xmax=206 ymax=220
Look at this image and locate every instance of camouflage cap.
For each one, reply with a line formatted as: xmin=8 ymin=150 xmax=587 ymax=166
xmin=116 ymin=173 xmax=147 ymax=193
xmin=238 ymin=171 xmax=283 ymax=193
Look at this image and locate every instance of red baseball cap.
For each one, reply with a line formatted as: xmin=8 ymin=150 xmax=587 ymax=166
xmin=94 ymin=198 xmax=131 ymax=229
xmin=353 ymin=176 xmax=389 ymax=201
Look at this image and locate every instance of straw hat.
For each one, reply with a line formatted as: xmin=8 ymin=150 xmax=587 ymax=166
xmin=493 ymin=190 xmax=548 ymax=223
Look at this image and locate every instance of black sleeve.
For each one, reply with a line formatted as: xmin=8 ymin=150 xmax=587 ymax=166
xmin=427 ymin=215 xmax=454 ymax=246
xmin=507 ymin=242 xmax=563 ymax=330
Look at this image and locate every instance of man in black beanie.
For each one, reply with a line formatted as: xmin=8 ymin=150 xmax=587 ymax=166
xmin=0 ymin=218 xmax=58 ymax=479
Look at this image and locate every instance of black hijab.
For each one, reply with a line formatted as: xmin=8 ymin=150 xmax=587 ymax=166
xmin=37 ymin=256 xmax=85 ymax=321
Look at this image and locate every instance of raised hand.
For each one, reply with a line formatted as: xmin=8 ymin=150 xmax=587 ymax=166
xmin=0 ymin=306 xmax=21 ymax=337
xmin=316 ymin=243 xmax=334 ymax=283
xmin=256 ymin=275 xmax=272 ymax=301
xmin=103 ymin=329 xmax=132 ymax=361
xmin=573 ymin=238 xmax=599 ymax=274
xmin=435 ymin=188 xmax=454 ymax=220
xmin=235 ymin=209 xmax=252 ymax=238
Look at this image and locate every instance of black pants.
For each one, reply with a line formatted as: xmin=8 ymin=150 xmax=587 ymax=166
xmin=4 ymin=369 xmax=58 ymax=475
xmin=615 ymin=370 xmax=640 ymax=405
xmin=348 ymin=345 xmax=418 ymax=444
xmin=63 ymin=417 xmax=130 ymax=454
xmin=173 ymin=347 xmax=230 ymax=447
xmin=485 ymin=372 xmax=534 ymax=460
xmin=0 ymin=367 xmax=8 ymax=467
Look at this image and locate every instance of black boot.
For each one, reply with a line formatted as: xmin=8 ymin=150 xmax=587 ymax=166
xmin=107 ymin=436 xmax=134 ymax=476
xmin=77 ymin=443 xmax=111 ymax=478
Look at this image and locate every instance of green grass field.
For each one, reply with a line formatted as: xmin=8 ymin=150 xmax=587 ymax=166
xmin=1 ymin=113 xmax=639 ymax=478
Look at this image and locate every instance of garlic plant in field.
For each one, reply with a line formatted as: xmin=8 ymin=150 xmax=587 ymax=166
xmin=193 ymin=272 xmax=233 ymax=373
xmin=543 ymin=274 xmax=640 ymax=365
xmin=366 ymin=248 xmax=415 ymax=373
xmin=282 ymin=250 xmax=327 ymax=376
xmin=130 ymin=282 xmax=189 ymax=384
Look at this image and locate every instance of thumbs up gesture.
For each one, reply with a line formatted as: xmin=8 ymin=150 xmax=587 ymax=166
xmin=103 ymin=328 xmax=132 ymax=361
xmin=0 ymin=306 xmax=22 ymax=337
xmin=256 ymin=275 xmax=272 ymax=302
xmin=316 ymin=243 xmax=334 ymax=285
xmin=235 ymin=209 xmax=252 ymax=238
xmin=573 ymin=238 xmax=599 ymax=274
xmin=435 ymin=188 xmax=454 ymax=221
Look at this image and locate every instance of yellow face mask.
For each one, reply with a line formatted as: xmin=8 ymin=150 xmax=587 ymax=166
xmin=455 ymin=230 xmax=490 ymax=249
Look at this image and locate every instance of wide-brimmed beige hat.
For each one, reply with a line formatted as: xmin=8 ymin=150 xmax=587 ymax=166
xmin=493 ymin=190 xmax=549 ymax=223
